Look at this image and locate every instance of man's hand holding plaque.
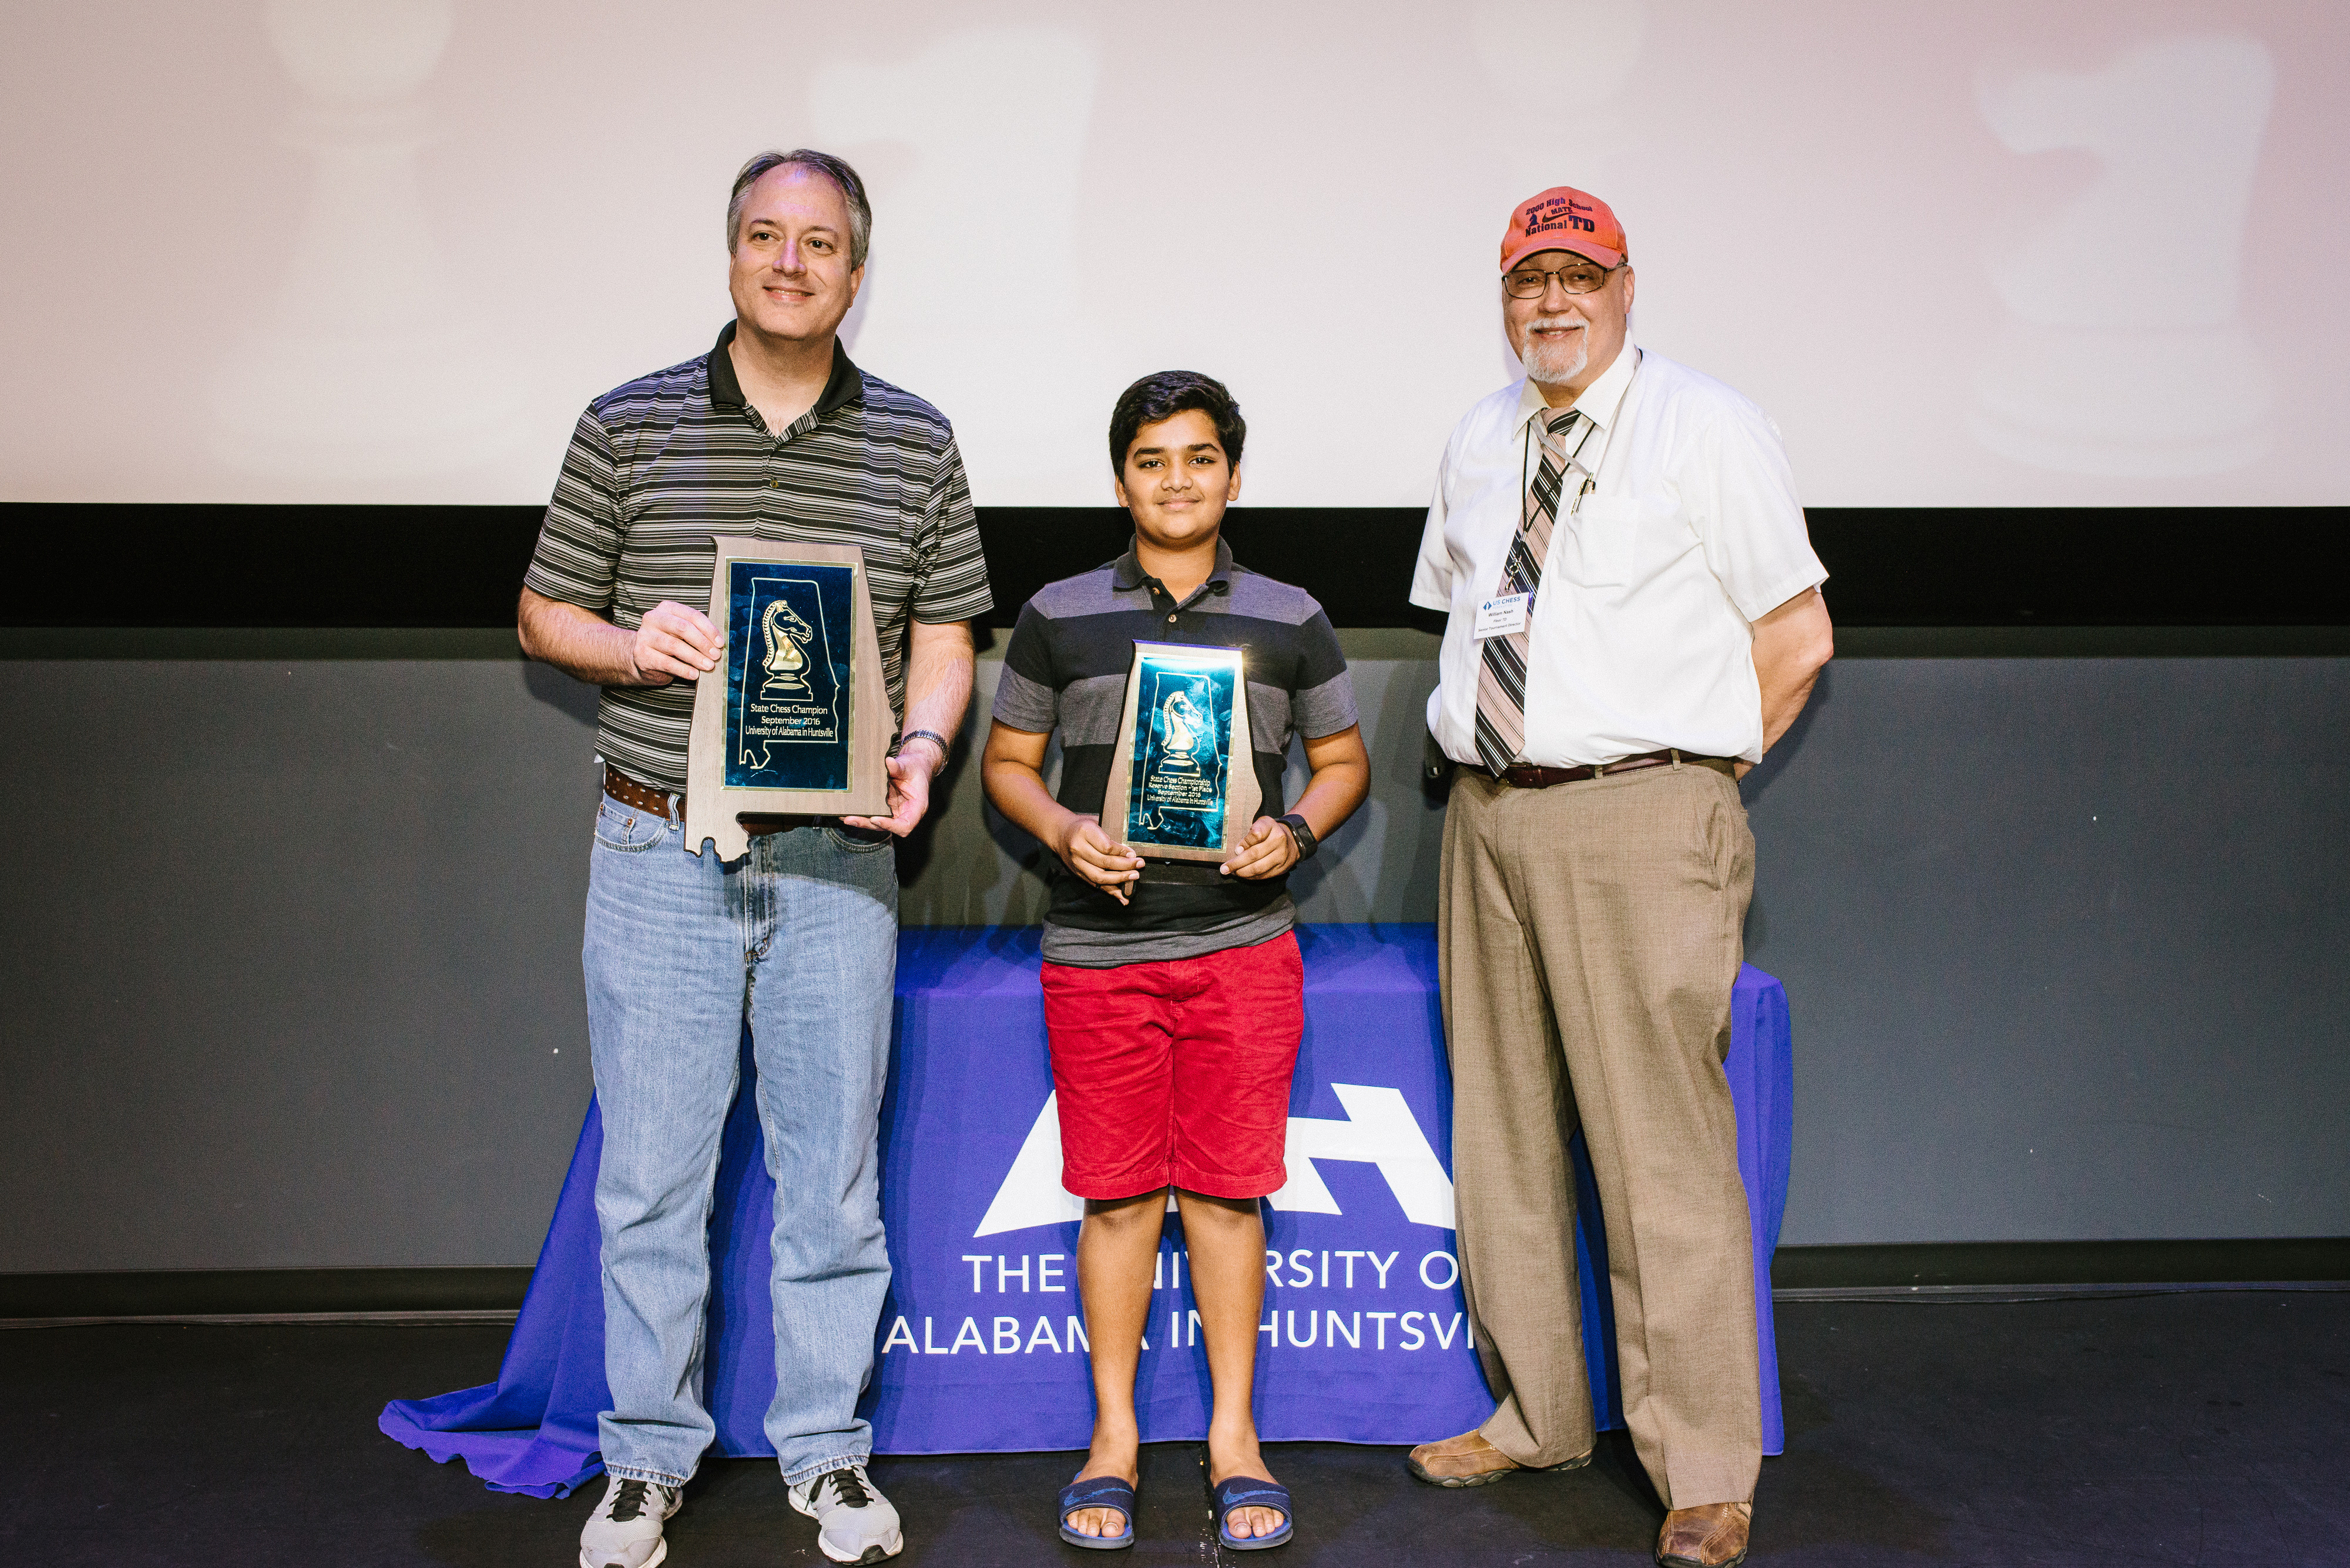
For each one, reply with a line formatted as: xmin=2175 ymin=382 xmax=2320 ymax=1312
xmin=627 ymin=600 xmax=723 ymax=685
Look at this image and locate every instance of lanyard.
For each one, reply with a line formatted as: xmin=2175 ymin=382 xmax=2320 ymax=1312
xmin=1521 ymin=347 xmax=1641 ymax=522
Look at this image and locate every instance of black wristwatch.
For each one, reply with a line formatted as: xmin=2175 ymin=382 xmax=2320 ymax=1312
xmin=1277 ymin=812 xmax=1319 ymax=861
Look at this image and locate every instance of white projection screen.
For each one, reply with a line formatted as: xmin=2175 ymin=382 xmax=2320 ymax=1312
xmin=3 ymin=0 xmax=2345 ymax=509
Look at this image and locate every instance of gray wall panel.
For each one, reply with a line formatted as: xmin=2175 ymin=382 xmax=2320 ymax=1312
xmin=1741 ymin=657 xmax=2350 ymax=1245
xmin=0 ymin=659 xmax=603 ymax=1271
xmin=1 ymin=647 xmax=2343 ymax=1270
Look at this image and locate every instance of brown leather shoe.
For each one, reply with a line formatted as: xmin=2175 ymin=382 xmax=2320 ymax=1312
xmin=1655 ymin=1500 xmax=1752 ymax=1567
xmin=1405 ymin=1429 xmax=1592 ymax=1488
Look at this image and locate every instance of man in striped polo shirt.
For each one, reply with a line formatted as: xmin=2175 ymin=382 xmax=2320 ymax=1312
xmin=518 ymin=149 xmax=989 ymax=1567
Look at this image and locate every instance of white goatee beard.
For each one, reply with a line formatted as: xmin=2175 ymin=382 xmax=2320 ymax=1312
xmin=1519 ymin=321 xmax=1588 ymax=387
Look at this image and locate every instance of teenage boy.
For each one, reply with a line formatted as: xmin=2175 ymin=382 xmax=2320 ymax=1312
xmin=982 ymin=371 xmax=1369 ymax=1551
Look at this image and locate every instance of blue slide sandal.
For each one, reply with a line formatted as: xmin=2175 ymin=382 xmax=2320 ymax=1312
xmin=1057 ymin=1475 xmax=1137 ymax=1550
xmin=1211 ymin=1476 xmax=1295 ymax=1551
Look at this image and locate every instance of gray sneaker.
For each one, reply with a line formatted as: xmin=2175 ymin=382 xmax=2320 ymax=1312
xmin=788 ymin=1462 xmax=904 ymax=1563
xmin=578 ymin=1475 xmax=682 ymax=1568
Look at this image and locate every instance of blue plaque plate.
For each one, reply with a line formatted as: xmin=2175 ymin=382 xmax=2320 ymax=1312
xmin=1123 ymin=645 xmax=1241 ymax=852
xmin=722 ymin=559 xmax=855 ymax=792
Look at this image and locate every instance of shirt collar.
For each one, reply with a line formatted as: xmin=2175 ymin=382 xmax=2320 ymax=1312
xmin=1512 ymin=337 xmax=1641 ymax=438
xmin=707 ymin=320 xmax=864 ymax=421
xmin=1110 ymin=535 xmax=1236 ymax=600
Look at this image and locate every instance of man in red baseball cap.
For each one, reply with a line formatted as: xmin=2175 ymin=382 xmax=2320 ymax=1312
xmin=1501 ymin=186 xmax=1629 ymax=271
xmin=1495 ymin=186 xmax=1631 ymax=390
xmin=1405 ymin=186 xmax=1835 ymax=1568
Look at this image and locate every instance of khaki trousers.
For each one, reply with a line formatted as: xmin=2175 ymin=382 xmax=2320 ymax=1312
xmin=1439 ymin=762 xmax=1761 ymax=1509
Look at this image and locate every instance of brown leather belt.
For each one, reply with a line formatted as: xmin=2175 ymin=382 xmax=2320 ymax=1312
xmin=1498 ymin=749 xmax=1738 ymax=788
xmin=602 ymin=765 xmax=841 ymax=838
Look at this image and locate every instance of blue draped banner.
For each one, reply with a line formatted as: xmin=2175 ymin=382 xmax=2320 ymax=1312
xmin=381 ymin=924 xmax=1791 ymax=1497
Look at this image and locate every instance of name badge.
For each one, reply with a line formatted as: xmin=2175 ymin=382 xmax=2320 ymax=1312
xmin=1473 ymin=592 xmax=1532 ymax=640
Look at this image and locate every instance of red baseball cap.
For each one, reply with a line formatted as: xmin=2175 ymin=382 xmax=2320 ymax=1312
xmin=1499 ymin=186 xmax=1627 ymax=273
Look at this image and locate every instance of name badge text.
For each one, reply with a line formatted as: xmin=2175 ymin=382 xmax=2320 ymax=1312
xmin=1473 ymin=592 xmax=1532 ymax=640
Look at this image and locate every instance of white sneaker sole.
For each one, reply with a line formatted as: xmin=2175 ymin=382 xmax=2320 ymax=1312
xmin=578 ymin=1542 xmax=666 ymax=1568
xmin=816 ymin=1533 xmax=901 ymax=1565
xmin=788 ymin=1489 xmax=902 ymax=1563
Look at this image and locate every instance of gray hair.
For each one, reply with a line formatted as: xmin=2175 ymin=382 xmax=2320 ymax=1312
xmin=726 ymin=149 xmax=872 ymax=268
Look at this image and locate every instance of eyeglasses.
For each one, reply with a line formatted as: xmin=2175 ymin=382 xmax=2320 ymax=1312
xmin=1503 ymin=260 xmax=1622 ymax=298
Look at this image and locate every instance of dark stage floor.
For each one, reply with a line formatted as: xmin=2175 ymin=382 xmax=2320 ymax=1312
xmin=3 ymin=1292 xmax=2344 ymax=1566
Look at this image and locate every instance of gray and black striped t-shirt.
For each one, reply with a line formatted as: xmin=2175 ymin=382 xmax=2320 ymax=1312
xmin=992 ymin=539 xmax=1358 ymax=967
xmin=524 ymin=323 xmax=993 ymax=793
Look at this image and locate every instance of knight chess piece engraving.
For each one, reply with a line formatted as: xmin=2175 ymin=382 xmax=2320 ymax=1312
xmin=758 ymin=595 xmax=814 ymax=696
xmin=1096 ymin=642 xmax=1262 ymax=864
xmin=685 ymin=536 xmax=891 ymax=858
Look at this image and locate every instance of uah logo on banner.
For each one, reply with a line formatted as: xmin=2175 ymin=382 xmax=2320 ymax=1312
xmin=972 ymin=1084 xmax=1456 ymax=1237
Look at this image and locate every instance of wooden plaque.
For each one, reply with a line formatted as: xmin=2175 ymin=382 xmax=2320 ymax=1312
xmin=1096 ymin=640 xmax=1263 ymax=864
xmin=684 ymin=537 xmax=890 ymax=859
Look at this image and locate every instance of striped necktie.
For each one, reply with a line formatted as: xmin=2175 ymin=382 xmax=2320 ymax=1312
xmin=1473 ymin=407 xmax=1583 ymax=775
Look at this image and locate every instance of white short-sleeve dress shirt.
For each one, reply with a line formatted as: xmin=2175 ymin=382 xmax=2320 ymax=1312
xmin=1410 ymin=340 xmax=1827 ymax=767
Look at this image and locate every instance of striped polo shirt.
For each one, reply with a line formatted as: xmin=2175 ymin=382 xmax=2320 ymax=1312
xmin=992 ymin=538 xmax=1357 ymax=967
xmin=524 ymin=323 xmax=993 ymax=793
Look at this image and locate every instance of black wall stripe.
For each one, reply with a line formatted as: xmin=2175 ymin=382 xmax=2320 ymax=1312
xmin=5 ymin=503 xmax=2343 ymax=630
xmin=4 ymin=1239 xmax=2342 ymax=1318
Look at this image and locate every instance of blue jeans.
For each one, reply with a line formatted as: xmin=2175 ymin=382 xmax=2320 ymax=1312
xmin=582 ymin=792 xmax=898 ymax=1488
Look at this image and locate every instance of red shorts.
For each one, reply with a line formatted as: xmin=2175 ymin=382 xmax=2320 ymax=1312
xmin=1040 ymin=932 xmax=1304 ymax=1201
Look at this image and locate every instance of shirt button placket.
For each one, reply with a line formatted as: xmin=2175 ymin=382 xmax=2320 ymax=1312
xmin=765 ymin=415 xmax=786 ymax=512
xmin=764 ymin=424 xmax=784 ymax=538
